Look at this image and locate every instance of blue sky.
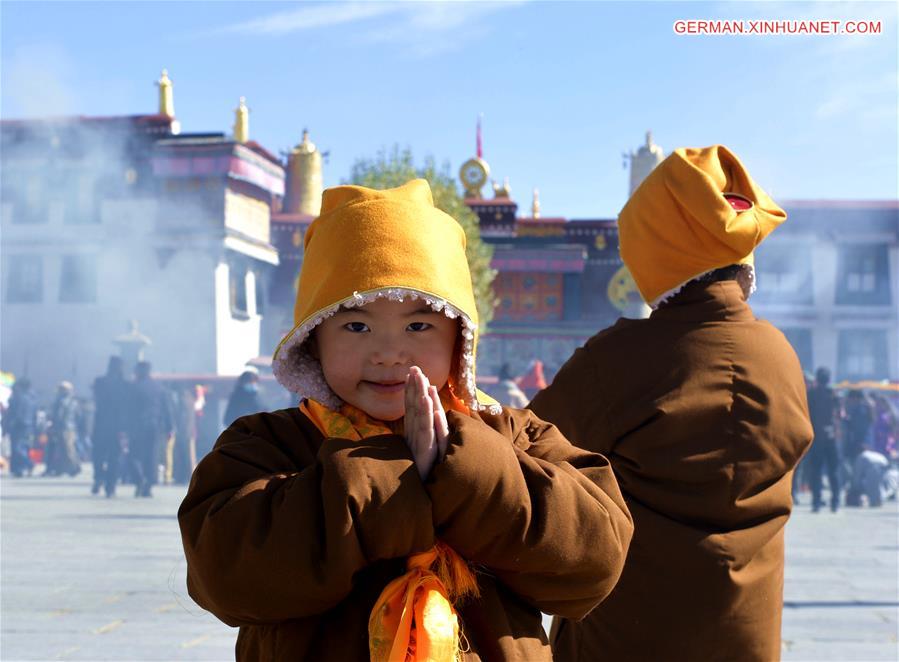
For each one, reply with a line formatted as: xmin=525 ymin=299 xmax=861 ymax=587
xmin=2 ymin=0 xmax=896 ymax=218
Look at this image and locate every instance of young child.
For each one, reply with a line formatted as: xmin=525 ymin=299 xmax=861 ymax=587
xmin=178 ymin=179 xmax=633 ymax=661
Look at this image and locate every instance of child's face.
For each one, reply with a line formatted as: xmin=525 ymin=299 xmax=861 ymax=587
xmin=313 ymin=298 xmax=459 ymax=421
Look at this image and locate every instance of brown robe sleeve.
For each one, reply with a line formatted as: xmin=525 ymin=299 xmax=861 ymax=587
xmin=426 ymin=409 xmax=632 ymax=620
xmin=178 ymin=409 xmax=435 ymax=626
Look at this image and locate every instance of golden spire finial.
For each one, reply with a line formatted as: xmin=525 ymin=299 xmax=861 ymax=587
xmin=493 ymin=176 xmax=511 ymax=199
xmin=156 ymin=69 xmax=174 ymax=117
xmin=285 ymin=128 xmax=323 ymax=215
xmin=233 ymin=96 xmax=249 ymax=143
xmin=532 ymin=187 xmax=540 ymax=218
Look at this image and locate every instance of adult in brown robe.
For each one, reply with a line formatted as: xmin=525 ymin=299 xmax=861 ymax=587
xmin=178 ymin=406 xmax=633 ymax=661
xmin=530 ymin=145 xmax=814 ymax=662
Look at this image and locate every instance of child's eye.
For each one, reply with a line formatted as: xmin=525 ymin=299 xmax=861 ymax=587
xmin=343 ymin=322 xmax=369 ymax=333
xmin=407 ymin=322 xmax=432 ymax=332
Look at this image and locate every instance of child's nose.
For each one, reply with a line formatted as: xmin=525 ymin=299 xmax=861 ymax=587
xmin=371 ymin=343 xmax=410 ymax=366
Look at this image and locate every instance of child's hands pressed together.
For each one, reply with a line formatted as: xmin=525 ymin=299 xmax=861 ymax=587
xmin=404 ymin=366 xmax=450 ymax=481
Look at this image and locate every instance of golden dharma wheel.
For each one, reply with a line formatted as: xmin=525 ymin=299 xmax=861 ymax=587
xmin=607 ymin=264 xmax=640 ymax=312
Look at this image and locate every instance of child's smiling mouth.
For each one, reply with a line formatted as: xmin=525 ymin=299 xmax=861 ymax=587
xmin=362 ymin=380 xmax=406 ymax=394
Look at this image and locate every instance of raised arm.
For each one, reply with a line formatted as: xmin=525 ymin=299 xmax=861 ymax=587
xmin=178 ymin=410 xmax=435 ymax=626
xmin=426 ymin=410 xmax=632 ymax=620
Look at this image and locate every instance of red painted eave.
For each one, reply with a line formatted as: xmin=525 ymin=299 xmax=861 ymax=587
xmin=518 ymin=216 xmax=568 ymax=224
xmin=244 ymin=140 xmax=282 ymax=166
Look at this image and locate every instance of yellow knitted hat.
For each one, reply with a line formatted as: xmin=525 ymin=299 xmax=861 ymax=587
xmin=618 ymin=144 xmax=786 ymax=306
xmin=272 ymin=179 xmax=498 ymax=412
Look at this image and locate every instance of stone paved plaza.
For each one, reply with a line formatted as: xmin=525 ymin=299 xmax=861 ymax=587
xmin=2 ymin=467 xmax=897 ymax=661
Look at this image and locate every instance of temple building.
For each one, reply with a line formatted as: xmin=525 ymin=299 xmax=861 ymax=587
xmin=2 ymin=73 xmax=896 ymax=403
xmin=752 ymin=200 xmax=898 ymax=382
xmin=460 ymin=134 xmax=654 ymax=380
xmin=1 ymin=71 xmax=285 ymax=398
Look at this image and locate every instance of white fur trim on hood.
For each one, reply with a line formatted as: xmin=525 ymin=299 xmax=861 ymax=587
xmin=272 ymin=287 xmax=501 ymax=414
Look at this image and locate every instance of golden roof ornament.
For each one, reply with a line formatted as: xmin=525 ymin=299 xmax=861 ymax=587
xmin=459 ymin=158 xmax=489 ymax=198
xmin=233 ymin=96 xmax=249 ymax=143
xmin=492 ymin=176 xmax=511 ymax=199
xmin=156 ymin=69 xmax=174 ymax=117
xmin=532 ymin=187 xmax=540 ymax=218
xmin=285 ymin=129 xmax=323 ymax=216
xmin=459 ymin=116 xmax=490 ymax=198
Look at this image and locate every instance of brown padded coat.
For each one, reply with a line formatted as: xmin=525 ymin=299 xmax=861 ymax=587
xmin=529 ymin=281 xmax=813 ymax=662
xmin=178 ymin=405 xmax=633 ymax=661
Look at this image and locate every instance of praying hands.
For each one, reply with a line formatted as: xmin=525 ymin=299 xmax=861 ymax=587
xmin=403 ymin=366 xmax=450 ymax=481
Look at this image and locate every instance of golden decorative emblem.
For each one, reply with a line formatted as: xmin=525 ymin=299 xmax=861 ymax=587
xmin=607 ymin=265 xmax=641 ymax=312
xmin=459 ymin=157 xmax=489 ymax=198
xmin=594 ymin=233 xmax=607 ymax=250
xmin=292 ymin=230 xmax=302 ymax=247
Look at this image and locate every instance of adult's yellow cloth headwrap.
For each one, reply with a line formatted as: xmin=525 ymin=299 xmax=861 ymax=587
xmin=617 ymin=144 xmax=786 ymax=305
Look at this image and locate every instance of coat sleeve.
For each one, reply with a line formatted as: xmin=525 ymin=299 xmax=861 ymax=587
xmin=527 ymin=344 xmax=615 ymax=455
xmin=178 ymin=410 xmax=435 ymax=626
xmin=426 ymin=410 xmax=633 ymax=620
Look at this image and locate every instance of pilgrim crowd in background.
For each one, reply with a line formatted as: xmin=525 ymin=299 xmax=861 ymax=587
xmin=2 ymin=356 xmax=896 ymax=508
xmin=798 ymin=367 xmax=898 ymax=511
xmin=0 ymin=360 xmax=274 ymax=498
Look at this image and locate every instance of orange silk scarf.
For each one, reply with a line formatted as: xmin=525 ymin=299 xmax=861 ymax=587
xmin=299 ymin=390 xmax=479 ymax=662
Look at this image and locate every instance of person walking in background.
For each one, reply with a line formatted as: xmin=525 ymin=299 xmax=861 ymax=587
xmin=75 ymin=396 xmax=94 ymax=463
xmin=529 ymin=145 xmax=812 ymax=662
xmin=4 ymin=378 xmax=37 ymax=478
xmin=162 ymin=386 xmax=179 ymax=485
xmin=517 ymin=358 xmax=547 ymax=401
xmin=91 ymin=356 xmax=130 ymax=497
xmin=846 ymin=443 xmax=890 ymax=508
xmin=45 ymin=382 xmax=81 ymax=477
xmin=193 ymin=384 xmax=219 ymax=462
xmin=792 ymin=371 xmax=816 ymax=505
xmin=223 ymin=368 xmax=265 ymax=427
xmin=807 ymin=367 xmax=842 ymax=513
xmin=870 ymin=393 xmax=896 ymax=459
xmin=488 ymin=363 xmax=529 ymax=408
xmin=170 ymin=384 xmax=198 ymax=486
xmin=843 ymin=389 xmax=873 ymax=463
xmin=128 ymin=361 xmax=173 ymax=497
